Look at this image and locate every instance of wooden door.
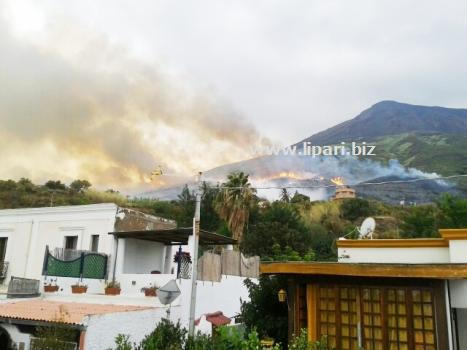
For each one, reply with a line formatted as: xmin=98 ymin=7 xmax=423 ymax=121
xmin=312 ymin=283 xmax=439 ymax=350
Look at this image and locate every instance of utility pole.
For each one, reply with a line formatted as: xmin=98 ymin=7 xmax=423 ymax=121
xmin=188 ymin=172 xmax=202 ymax=336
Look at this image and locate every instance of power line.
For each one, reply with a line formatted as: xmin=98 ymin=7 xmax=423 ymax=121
xmin=217 ymin=174 xmax=467 ymax=190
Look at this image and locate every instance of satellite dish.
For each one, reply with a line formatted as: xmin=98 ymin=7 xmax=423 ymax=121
xmin=359 ymin=217 xmax=376 ymax=239
xmin=157 ymin=280 xmax=181 ymax=305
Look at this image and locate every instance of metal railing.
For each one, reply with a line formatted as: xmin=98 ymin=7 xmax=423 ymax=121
xmin=43 ymin=246 xmax=108 ymax=280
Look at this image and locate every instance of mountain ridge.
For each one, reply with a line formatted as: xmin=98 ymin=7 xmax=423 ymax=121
xmin=297 ymin=100 xmax=467 ymax=146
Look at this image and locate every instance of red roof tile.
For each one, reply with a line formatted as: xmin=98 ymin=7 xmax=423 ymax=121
xmin=0 ymin=300 xmax=151 ymax=325
xmin=195 ymin=311 xmax=231 ymax=327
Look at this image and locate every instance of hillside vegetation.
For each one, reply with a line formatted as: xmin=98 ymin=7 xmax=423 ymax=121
xmin=2 ymin=177 xmax=467 ymax=263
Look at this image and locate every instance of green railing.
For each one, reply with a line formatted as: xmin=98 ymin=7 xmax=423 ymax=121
xmin=42 ymin=246 xmax=108 ymax=280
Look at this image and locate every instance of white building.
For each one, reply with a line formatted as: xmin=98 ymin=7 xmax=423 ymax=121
xmin=0 ymin=203 xmax=251 ymax=350
xmin=261 ymin=229 xmax=467 ymax=350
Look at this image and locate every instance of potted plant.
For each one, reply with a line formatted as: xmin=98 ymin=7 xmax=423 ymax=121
xmin=141 ymin=283 xmax=158 ymax=297
xmin=105 ymin=280 xmax=121 ymax=295
xmin=43 ymin=278 xmax=59 ymax=293
xmin=173 ymin=251 xmax=192 ymax=264
xmin=71 ymin=281 xmax=88 ymax=294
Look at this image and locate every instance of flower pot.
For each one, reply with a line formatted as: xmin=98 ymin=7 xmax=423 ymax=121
xmin=71 ymin=285 xmax=87 ymax=294
xmin=144 ymin=289 xmax=157 ymax=297
xmin=44 ymin=285 xmax=59 ymax=293
xmin=105 ymin=287 xmax=121 ymax=295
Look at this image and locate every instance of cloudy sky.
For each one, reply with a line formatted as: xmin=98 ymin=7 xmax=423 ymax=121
xmin=1 ymin=0 xmax=467 ymax=190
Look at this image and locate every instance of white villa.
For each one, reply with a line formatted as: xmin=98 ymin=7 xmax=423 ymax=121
xmin=0 ymin=203 xmax=251 ymax=350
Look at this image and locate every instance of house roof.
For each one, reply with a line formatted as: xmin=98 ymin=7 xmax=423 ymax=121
xmin=336 ymin=238 xmax=449 ymax=248
xmin=109 ymin=227 xmax=237 ymax=246
xmin=336 ymin=229 xmax=467 ymax=248
xmin=260 ymin=262 xmax=467 ymax=279
xmin=0 ymin=300 xmax=151 ymax=327
xmin=195 ymin=311 xmax=231 ymax=327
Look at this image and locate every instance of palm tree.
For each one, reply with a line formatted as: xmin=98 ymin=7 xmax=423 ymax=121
xmin=215 ymin=172 xmax=256 ymax=242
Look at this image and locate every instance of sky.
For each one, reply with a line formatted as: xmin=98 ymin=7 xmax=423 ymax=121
xmin=1 ymin=0 xmax=467 ymax=191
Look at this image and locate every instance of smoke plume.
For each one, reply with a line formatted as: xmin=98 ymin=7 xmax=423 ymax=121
xmin=0 ymin=9 xmax=269 ymax=191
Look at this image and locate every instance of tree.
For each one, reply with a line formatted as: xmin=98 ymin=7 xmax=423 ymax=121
xmin=280 ymin=188 xmax=290 ymax=203
xmin=400 ymin=205 xmax=438 ymax=238
xmin=215 ymin=172 xmax=256 ymax=242
xmin=241 ymin=201 xmax=314 ymax=260
xmin=45 ymin=180 xmax=67 ymax=191
xmin=200 ymin=182 xmax=222 ymax=232
xmin=70 ymin=179 xmax=92 ymax=193
xmin=290 ymin=191 xmax=310 ymax=204
xmin=308 ymin=223 xmax=337 ymax=261
xmin=340 ymin=198 xmax=372 ymax=221
xmin=175 ymin=185 xmax=196 ymax=227
xmin=241 ymin=276 xmax=288 ymax=347
xmin=437 ymin=194 xmax=467 ymax=228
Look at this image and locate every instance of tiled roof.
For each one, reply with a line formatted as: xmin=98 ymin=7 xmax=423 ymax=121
xmin=195 ymin=311 xmax=231 ymax=327
xmin=0 ymin=300 xmax=151 ymax=326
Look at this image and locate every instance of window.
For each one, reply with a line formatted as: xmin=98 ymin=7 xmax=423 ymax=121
xmin=318 ymin=285 xmax=337 ymax=348
xmin=90 ymin=235 xmax=99 ymax=252
xmin=64 ymin=236 xmax=78 ymax=250
xmin=412 ymin=289 xmax=436 ymax=350
xmin=314 ymin=284 xmax=438 ymax=350
xmin=0 ymin=238 xmax=7 ymax=261
xmin=340 ymin=287 xmax=359 ymax=350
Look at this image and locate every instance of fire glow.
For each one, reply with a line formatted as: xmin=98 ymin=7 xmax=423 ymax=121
xmin=331 ymin=177 xmax=345 ymax=186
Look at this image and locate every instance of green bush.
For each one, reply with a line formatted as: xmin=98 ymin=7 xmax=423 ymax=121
xmin=135 ymin=319 xmax=186 ymax=350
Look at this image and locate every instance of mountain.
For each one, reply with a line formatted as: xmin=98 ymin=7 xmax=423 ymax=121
xmin=143 ymin=101 xmax=467 ymax=203
xmin=298 ymin=100 xmax=467 ymax=146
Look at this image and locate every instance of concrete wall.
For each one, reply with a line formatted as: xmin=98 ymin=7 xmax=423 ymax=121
xmin=338 ymin=247 xmax=450 ymax=263
xmin=84 ymin=307 xmax=174 ymax=350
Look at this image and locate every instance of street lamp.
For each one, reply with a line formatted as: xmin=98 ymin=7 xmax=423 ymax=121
xmin=278 ymin=289 xmax=287 ymax=303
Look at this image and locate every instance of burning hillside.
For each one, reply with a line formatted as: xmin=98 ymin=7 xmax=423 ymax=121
xmin=141 ymin=155 xmax=459 ymax=203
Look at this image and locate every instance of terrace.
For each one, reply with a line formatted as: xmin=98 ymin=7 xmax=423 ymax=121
xmin=41 ymin=228 xmax=236 ymax=299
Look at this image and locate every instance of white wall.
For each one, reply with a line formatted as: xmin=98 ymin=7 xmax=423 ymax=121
xmin=84 ymin=307 xmax=174 ymax=350
xmin=0 ymin=223 xmax=33 ymax=283
xmin=178 ymin=276 xmax=253 ymax=329
xmin=338 ymin=247 xmax=450 ymax=263
xmin=0 ymin=204 xmax=118 ymax=283
xmin=449 ymin=280 xmax=467 ymax=308
xmin=448 ymin=241 xmax=467 ymax=263
xmin=122 ymin=239 xmax=165 ymax=274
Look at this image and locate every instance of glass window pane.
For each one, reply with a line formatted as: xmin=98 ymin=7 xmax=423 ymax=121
xmin=422 ymin=290 xmax=432 ymax=303
xmin=423 ymin=304 xmax=433 ymax=316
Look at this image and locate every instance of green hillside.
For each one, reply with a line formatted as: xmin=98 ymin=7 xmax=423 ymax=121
xmin=370 ymin=133 xmax=467 ymax=190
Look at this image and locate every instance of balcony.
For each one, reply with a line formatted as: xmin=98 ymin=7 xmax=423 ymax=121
xmin=42 ymin=246 xmax=109 ymax=280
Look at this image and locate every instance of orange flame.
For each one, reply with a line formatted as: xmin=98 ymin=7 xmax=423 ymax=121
xmin=331 ymin=177 xmax=345 ymax=186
